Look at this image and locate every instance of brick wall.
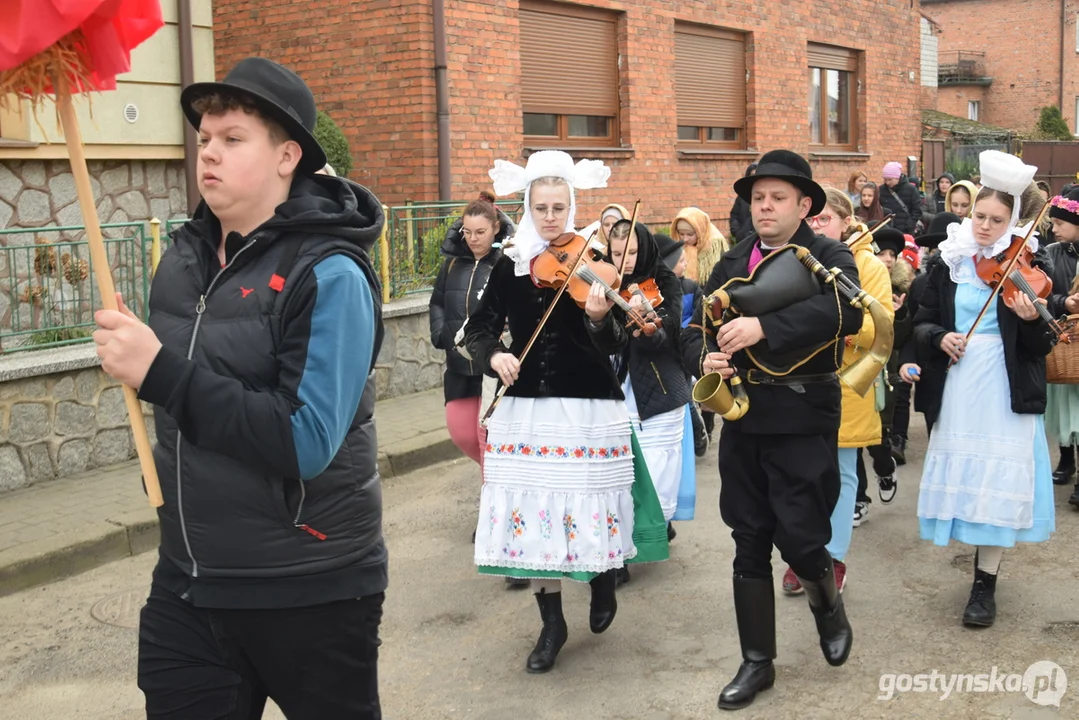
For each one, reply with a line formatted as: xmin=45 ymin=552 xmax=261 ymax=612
xmin=213 ymin=0 xmax=923 ymax=230
xmin=924 ymin=0 xmax=1079 ymax=134
xmin=937 ymin=85 xmax=987 ymax=121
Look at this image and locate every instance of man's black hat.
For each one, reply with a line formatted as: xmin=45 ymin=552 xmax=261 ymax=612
xmin=915 ymin=212 xmax=961 ymax=250
xmin=653 ymin=232 xmax=685 ymax=269
xmin=181 ymin=57 xmax=328 ymax=175
xmin=872 ymin=228 xmax=906 ymax=256
xmin=733 ymin=149 xmax=827 ymax=216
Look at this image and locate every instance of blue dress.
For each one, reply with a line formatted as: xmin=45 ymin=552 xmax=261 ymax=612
xmin=917 ymin=259 xmax=1055 ymax=547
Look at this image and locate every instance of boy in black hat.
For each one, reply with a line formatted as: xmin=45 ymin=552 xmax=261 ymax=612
xmin=681 ymin=149 xmax=862 ymax=710
xmin=849 ymin=228 xmax=908 ymax=522
xmin=899 ymin=212 xmax=961 ymax=438
xmin=93 ymin=57 xmax=387 ymax=718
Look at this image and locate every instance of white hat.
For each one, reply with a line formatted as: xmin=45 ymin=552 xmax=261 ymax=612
xmin=978 ymin=150 xmax=1037 ymax=228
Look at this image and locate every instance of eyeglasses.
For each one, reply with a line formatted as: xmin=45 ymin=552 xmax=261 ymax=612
xmin=807 ymin=215 xmax=834 ymax=227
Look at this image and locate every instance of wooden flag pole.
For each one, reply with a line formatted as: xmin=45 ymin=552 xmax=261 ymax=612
xmin=56 ymin=83 xmax=163 ymax=507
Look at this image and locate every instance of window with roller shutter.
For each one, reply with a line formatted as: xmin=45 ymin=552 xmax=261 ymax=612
xmin=674 ymin=24 xmax=746 ymax=148
xmin=519 ymin=1 xmax=619 ymax=146
xmin=808 ymin=43 xmax=860 ymax=150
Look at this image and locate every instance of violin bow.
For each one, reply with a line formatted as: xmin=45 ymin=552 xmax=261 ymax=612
xmin=845 ymin=214 xmax=893 ymax=248
xmin=481 ymin=228 xmax=601 ymax=427
xmin=948 ymin=203 xmax=1051 ymax=368
xmin=617 ymin=199 xmax=642 ymax=279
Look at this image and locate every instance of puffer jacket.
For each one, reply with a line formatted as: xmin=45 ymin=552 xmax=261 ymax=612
xmin=838 ymin=229 xmax=895 ymax=448
xmin=140 ymin=174 xmax=387 ymax=609
xmin=879 ymin=179 xmax=920 ymax=234
xmin=429 ymin=210 xmax=513 ymax=402
xmin=1045 ymin=240 xmax=1079 ymax=318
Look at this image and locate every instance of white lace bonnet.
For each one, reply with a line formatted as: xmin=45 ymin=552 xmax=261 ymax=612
xmin=488 ymin=150 xmax=611 ymax=276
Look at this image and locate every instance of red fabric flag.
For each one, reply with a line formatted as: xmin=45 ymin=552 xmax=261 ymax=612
xmin=0 ymin=0 xmax=163 ymax=91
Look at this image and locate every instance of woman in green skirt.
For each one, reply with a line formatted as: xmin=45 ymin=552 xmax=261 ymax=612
xmin=465 ymin=151 xmax=668 ymax=674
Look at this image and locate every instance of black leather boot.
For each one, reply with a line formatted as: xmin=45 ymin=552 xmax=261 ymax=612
xmin=1070 ymin=481 xmax=1079 ymax=508
xmin=798 ymin=561 xmax=853 ymax=666
xmin=718 ymin=577 xmax=776 ymax=711
xmin=588 ymin=569 xmax=618 ymax=634
xmin=1054 ymin=445 xmax=1075 ymax=485
xmin=962 ymin=568 xmax=998 ymax=628
xmin=526 ymin=591 xmax=568 ymax=673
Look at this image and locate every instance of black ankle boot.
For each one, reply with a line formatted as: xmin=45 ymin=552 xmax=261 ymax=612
xmin=588 ymin=569 xmax=618 ymax=634
xmin=667 ymin=522 xmax=677 ymax=542
xmin=962 ymin=568 xmax=998 ymax=628
xmin=718 ymin=577 xmax=776 ymax=711
xmin=1054 ymin=446 xmax=1075 ymax=485
xmin=526 ymin=591 xmax=568 ymax=673
xmin=1070 ymin=481 xmax=1079 ymax=508
xmin=798 ymin=562 xmax=853 ymax=666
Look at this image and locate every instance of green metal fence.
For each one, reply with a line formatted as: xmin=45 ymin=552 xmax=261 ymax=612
xmin=0 ymin=199 xmax=525 ymax=352
xmin=383 ymin=200 xmax=523 ymax=297
xmin=0 ymin=222 xmax=151 ymax=352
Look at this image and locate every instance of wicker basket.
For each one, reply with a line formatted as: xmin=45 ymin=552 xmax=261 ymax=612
xmin=1047 ymin=316 xmax=1079 ymax=384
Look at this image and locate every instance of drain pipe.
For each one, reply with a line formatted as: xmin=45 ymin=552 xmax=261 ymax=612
xmin=433 ymin=0 xmax=451 ymax=200
xmin=1061 ymin=0 xmax=1067 ymax=118
xmin=178 ymin=0 xmax=200 ymax=214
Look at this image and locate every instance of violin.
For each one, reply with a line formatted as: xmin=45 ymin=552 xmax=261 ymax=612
xmin=619 ymin=278 xmax=665 ymax=332
xmin=530 ymin=232 xmax=662 ymax=336
xmin=973 ymin=232 xmax=1069 ymax=340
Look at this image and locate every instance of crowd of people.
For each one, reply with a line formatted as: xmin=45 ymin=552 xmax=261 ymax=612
xmin=88 ymin=54 xmax=1079 ymax=718
xmin=428 ymin=148 xmax=1078 ymax=712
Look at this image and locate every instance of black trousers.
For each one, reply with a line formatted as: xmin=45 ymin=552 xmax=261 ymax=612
xmin=718 ymin=428 xmax=840 ymax=580
xmin=856 ymin=441 xmax=896 ymax=503
xmin=138 ymin=583 xmax=384 ymax=720
xmin=892 ymin=381 xmax=912 ymax=440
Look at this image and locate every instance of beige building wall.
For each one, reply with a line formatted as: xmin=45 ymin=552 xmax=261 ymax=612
xmin=1 ymin=0 xmax=214 ymax=159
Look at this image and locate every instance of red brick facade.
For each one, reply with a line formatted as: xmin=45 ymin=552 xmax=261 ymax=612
xmin=213 ymin=0 xmax=923 ymax=227
xmin=924 ymin=0 xmax=1079 ymax=135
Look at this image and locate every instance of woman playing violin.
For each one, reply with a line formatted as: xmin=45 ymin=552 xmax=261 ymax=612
xmin=605 ymin=221 xmax=693 ymax=547
xmin=463 ymin=151 xmax=667 ymax=675
xmin=913 ymin=151 xmax=1054 ymax=630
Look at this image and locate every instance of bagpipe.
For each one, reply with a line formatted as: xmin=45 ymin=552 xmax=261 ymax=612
xmin=692 ymin=244 xmax=894 ymax=420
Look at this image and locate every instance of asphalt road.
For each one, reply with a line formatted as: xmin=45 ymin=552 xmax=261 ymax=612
xmin=2 ymin=423 xmax=1079 ymax=719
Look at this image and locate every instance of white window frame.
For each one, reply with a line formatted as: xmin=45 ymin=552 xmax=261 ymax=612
xmin=968 ymin=100 xmax=980 ymax=122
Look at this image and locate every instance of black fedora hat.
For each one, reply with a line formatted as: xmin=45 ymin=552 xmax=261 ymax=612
xmin=653 ymin=232 xmax=685 ymax=268
xmin=733 ymin=149 xmax=827 ymax=216
xmin=872 ymin=227 xmax=906 ymax=256
xmin=180 ymin=58 xmax=328 ymax=175
xmin=915 ymin=212 xmax=961 ymax=250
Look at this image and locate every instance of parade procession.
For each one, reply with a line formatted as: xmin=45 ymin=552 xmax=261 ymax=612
xmin=4 ymin=0 xmax=1079 ymax=718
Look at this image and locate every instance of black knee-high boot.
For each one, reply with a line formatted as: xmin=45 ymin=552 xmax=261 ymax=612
xmin=718 ymin=577 xmax=776 ymax=710
xmin=526 ymin=590 xmax=568 ymax=673
xmin=1054 ymin=444 xmax=1075 ymax=485
xmin=797 ymin=560 xmax=853 ymax=666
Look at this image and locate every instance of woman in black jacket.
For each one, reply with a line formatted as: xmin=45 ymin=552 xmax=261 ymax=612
xmin=429 ymin=193 xmax=512 ymax=467
xmin=913 ymin=152 xmax=1053 ymax=629
xmin=607 ymin=221 xmax=692 ymax=541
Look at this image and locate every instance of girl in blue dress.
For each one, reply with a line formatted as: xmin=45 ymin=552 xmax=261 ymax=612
xmin=913 ymin=150 xmax=1054 ymax=629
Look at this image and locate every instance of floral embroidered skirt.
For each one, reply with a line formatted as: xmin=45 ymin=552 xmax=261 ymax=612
xmin=475 ymin=397 xmax=669 ymax=582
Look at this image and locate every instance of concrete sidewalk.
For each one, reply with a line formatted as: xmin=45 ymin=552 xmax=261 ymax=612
xmin=0 ymin=388 xmax=455 ymax=597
